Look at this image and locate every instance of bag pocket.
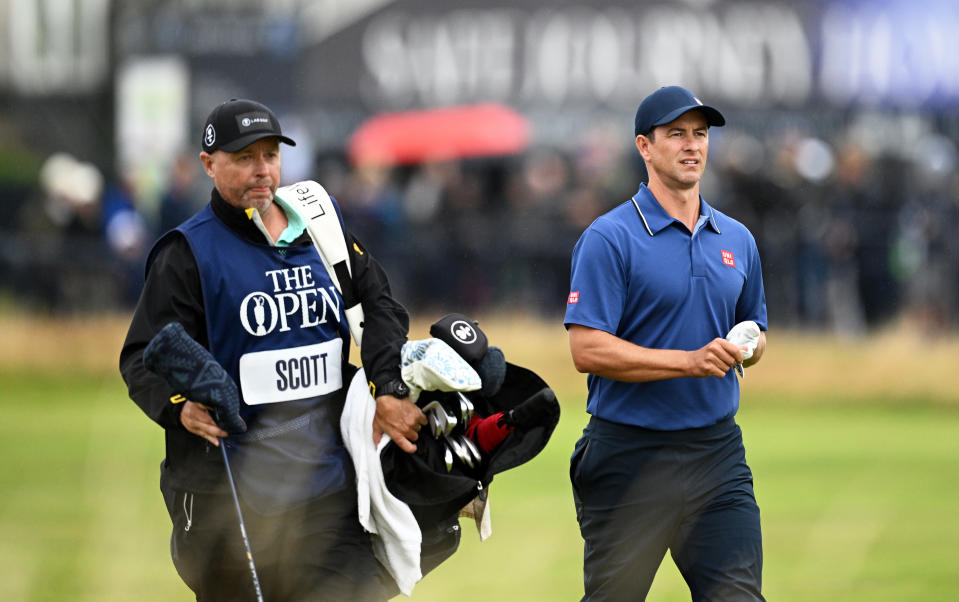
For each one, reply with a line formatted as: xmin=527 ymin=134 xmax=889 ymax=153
xmin=419 ymin=513 xmax=462 ymax=576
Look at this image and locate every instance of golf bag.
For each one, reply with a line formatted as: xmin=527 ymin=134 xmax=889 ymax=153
xmin=278 ymin=180 xmax=562 ymax=579
xmin=380 ymin=361 xmax=560 ymax=574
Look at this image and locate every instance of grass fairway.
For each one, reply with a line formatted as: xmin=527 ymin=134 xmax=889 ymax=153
xmin=1 ymin=314 xmax=957 ymax=600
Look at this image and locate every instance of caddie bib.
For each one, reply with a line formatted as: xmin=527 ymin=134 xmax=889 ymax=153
xmin=178 ymin=205 xmax=353 ymax=513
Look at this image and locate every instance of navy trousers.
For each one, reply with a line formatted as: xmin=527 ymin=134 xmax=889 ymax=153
xmin=570 ymin=416 xmax=764 ymax=601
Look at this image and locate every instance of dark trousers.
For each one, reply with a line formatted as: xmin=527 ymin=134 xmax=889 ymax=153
xmin=163 ymin=485 xmax=389 ymax=601
xmin=570 ymin=416 xmax=764 ymax=602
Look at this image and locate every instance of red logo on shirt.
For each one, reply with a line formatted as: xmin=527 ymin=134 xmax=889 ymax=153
xmin=721 ymin=250 xmax=736 ymax=267
xmin=567 ymin=291 xmax=580 ymax=304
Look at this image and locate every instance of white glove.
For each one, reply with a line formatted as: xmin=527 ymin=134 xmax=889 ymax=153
xmin=725 ymin=320 xmax=760 ymax=378
xmin=725 ymin=320 xmax=760 ymax=360
xmin=400 ymin=338 xmax=481 ymax=403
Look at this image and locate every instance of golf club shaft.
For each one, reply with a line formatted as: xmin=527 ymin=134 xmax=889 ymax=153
xmin=220 ymin=440 xmax=265 ymax=602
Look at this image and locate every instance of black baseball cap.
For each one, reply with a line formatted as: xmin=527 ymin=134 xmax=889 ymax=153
xmin=634 ymin=86 xmax=725 ymax=137
xmin=201 ymin=98 xmax=296 ymax=153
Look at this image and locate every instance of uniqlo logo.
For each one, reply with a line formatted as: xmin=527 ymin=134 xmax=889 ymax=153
xmin=721 ymin=250 xmax=736 ymax=267
xmin=567 ymin=291 xmax=580 ymax=304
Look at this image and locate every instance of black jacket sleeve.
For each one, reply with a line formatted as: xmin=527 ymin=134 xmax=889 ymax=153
xmin=347 ymin=231 xmax=410 ymax=392
xmin=119 ymin=231 xmax=207 ymax=430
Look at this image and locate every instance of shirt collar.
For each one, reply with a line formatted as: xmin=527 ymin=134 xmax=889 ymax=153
xmin=271 ymin=195 xmax=308 ymax=246
xmin=211 ymin=188 xmax=307 ymax=247
xmin=630 ymin=183 xmax=721 ymax=236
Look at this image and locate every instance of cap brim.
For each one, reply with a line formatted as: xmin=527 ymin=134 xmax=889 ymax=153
xmin=651 ymin=105 xmax=725 ymax=132
xmin=218 ymin=132 xmax=296 ymax=153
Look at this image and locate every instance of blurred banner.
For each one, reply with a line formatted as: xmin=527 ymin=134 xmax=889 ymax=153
xmin=4 ymin=0 xmax=959 ymax=153
xmin=102 ymin=0 xmax=959 ymax=112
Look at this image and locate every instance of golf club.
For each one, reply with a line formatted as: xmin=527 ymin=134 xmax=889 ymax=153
xmin=220 ymin=441 xmax=264 ymax=602
xmin=142 ymin=322 xmax=263 ymax=601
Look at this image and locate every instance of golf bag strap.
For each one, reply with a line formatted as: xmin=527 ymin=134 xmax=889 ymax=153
xmin=275 ymin=181 xmax=365 ymax=346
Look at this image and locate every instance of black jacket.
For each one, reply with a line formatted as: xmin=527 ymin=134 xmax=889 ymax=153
xmin=119 ymin=188 xmax=409 ymax=493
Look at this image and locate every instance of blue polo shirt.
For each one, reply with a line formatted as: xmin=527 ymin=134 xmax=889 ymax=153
xmin=564 ymin=183 xmax=767 ymax=430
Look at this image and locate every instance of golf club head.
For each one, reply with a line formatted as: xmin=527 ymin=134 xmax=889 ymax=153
xmin=444 ymin=446 xmax=454 ymax=472
xmin=457 ymin=393 xmax=474 ymax=424
xmin=421 ymin=401 xmax=444 ymax=437
xmin=421 ymin=400 xmax=442 ymax=413
xmin=460 ymin=435 xmax=482 ymax=465
xmin=442 ymin=410 xmax=458 ymax=437
xmin=447 ymin=437 xmax=473 ymax=468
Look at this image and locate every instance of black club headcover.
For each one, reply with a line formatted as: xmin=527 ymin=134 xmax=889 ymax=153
xmin=429 ymin=313 xmax=488 ymax=365
xmin=475 ymin=346 xmax=506 ymax=397
xmin=498 ymin=387 xmax=557 ymax=431
xmin=142 ymin=322 xmax=246 ymax=434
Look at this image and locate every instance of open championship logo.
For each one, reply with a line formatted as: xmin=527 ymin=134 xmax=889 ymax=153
xmin=204 ymin=124 xmax=216 ymax=147
xmin=450 ymin=320 xmax=477 ymax=344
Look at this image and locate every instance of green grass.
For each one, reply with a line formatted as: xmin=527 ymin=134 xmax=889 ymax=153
xmin=2 ymin=369 xmax=958 ymax=601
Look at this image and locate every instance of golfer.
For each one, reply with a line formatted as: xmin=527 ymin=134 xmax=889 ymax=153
xmin=120 ymin=98 xmax=425 ymax=601
xmin=565 ymin=85 xmax=768 ymax=600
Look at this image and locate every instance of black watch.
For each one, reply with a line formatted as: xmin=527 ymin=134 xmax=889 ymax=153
xmin=375 ymin=378 xmax=410 ymax=399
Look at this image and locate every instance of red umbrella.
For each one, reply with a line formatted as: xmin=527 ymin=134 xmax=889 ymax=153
xmin=348 ymin=103 xmax=530 ymax=166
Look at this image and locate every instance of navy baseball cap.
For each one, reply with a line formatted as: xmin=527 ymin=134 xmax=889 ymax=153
xmin=201 ymin=98 xmax=296 ymax=153
xmin=634 ymin=86 xmax=725 ymax=137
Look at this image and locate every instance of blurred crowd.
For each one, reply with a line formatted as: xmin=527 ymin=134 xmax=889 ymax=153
xmin=3 ymin=113 xmax=959 ymax=337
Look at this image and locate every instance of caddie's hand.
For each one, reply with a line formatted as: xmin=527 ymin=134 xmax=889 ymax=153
xmin=373 ymin=395 xmax=428 ymax=454
xmin=180 ymin=400 xmax=228 ymax=447
xmin=686 ymin=338 xmax=744 ymax=378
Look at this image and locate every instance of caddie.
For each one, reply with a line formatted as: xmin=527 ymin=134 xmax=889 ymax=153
xmin=120 ymin=98 xmax=426 ymax=601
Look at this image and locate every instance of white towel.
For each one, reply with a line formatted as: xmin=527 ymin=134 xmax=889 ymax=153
xmin=341 ymin=368 xmax=422 ymax=595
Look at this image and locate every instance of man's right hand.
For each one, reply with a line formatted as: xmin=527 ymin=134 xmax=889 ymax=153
xmin=180 ymin=400 xmax=228 ymax=447
xmin=686 ymin=338 xmax=745 ymax=378
xmin=373 ymin=395 xmax=428 ymax=454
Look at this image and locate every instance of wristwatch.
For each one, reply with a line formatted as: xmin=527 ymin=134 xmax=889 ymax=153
xmin=373 ymin=378 xmax=410 ymax=399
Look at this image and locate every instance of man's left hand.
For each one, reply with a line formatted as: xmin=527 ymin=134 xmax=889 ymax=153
xmin=373 ymin=395 xmax=427 ymax=454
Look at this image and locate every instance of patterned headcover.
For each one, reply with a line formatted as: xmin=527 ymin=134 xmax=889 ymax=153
xmin=143 ymin=321 xmax=247 ymax=434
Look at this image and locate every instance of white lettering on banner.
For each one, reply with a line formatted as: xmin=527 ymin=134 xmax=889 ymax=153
xmin=239 ymin=265 xmax=342 ymax=337
xmin=239 ymin=339 xmax=343 ymax=405
xmin=362 ymin=10 xmax=518 ymax=107
xmin=357 ymin=2 xmax=959 ymax=110
xmin=361 ymin=5 xmax=813 ymax=108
